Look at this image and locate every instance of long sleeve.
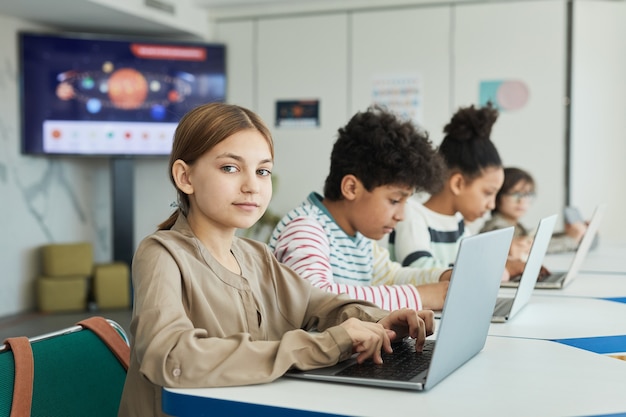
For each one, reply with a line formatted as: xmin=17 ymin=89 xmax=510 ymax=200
xmin=130 ymin=237 xmax=385 ymax=387
xmin=119 ymin=217 xmax=389 ymax=417
xmin=371 ymin=242 xmax=444 ymax=287
xmin=271 ymin=215 xmax=426 ymax=311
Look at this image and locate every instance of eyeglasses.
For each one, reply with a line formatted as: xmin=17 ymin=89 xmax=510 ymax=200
xmin=503 ymin=192 xmax=536 ymax=202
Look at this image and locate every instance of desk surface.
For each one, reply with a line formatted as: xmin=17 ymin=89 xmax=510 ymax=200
xmin=544 ymin=242 xmax=626 ymax=274
xmin=488 ymin=295 xmax=626 ymax=340
xmin=162 ymin=244 xmax=626 ymax=417
xmin=162 ymin=337 xmax=626 ymax=417
xmin=535 ymin=271 xmax=626 ymax=298
xmin=499 ymin=271 xmax=626 ymax=299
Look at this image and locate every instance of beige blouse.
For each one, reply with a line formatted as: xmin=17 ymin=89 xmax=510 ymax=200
xmin=118 ymin=215 xmax=388 ymax=417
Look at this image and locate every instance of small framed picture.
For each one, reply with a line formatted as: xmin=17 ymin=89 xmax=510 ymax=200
xmin=275 ymin=99 xmax=320 ymax=128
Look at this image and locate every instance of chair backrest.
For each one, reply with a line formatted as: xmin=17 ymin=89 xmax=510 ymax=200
xmin=0 ymin=316 xmax=130 ymax=417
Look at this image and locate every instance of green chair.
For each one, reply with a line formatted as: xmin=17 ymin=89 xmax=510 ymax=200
xmin=0 ymin=316 xmax=130 ymax=417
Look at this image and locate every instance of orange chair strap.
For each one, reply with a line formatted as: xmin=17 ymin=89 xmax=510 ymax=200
xmin=4 ymin=337 xmax=34 ymax=417
xmin=77 ymin=316 xmax=130 ymax=370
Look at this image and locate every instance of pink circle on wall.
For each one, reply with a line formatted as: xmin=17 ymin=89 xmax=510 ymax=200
xmin=496 ymin=80 xmax=529 ymax=110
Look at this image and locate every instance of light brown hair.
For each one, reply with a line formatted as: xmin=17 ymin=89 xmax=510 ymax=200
xmin=158 ymin=103 xmax=274 ymax=230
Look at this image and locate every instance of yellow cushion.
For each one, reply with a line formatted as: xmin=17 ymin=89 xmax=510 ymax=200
xmin=41 ymin=242 xmax=93 ymax=277
xmin=93 ymin=263 xmax=131 ymax=309
xmin=37 ymin=276 xmax=88 ymax=312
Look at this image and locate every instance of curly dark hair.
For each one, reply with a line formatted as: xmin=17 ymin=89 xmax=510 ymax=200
xmin=323 ymin=106 xmax=445 ymax=201
xmin=439 ymin=102 xmax=502 ymax=179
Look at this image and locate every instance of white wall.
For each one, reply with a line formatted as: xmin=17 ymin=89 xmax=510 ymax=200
xmin=214 ymin=0 xmax=625 ymax=241
xmin=216 ymin=20 xmax=256 ymax=109
xmin=257 ymin=14 xmax=350 ymax=214
xmin=0 ymin=14 xmax=112 ymax=316
xmin=570 ymin=0 xmax=626 ymax=243
xmin=1 ymin=0 xmax=624 ymax=318
xmin=350 ymin=6 xmax=452 ymax=139
xmin=217 ymin=14 xmax=351 ymax=214
xmin=453 ymin=0 xmax=567 ymax=230
xmin=216 ymin=0 xmax=574 ymax=233
xmin=133 ymin=159 xmax=175 ymax=243
xmin=0 ymin=13 xmax=177 ymax=317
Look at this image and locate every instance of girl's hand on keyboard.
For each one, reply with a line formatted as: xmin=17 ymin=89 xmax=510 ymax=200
xmin=340 ymin=318 xmax=392 ymax=365
xmin=378 ymin=308 xmax=435 ymax=352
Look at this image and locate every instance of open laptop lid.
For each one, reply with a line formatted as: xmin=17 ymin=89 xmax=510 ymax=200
xmin=507 ymin=214 xmax=557 ymax=319
xmin=501 ymin=204 xmax=607 ymax=290
xmin=425 ymin=227 xmax=514 ymax=389
xmin=285 ymin=227 xmax=513 ymax=391
xmin=558 ymin=204 xmax=607 ymax=288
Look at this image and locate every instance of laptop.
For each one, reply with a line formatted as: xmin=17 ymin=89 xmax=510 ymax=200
xmin=492 ymin=214 xmax=557 ymax=323
xmin=501 ymin=204 xmax=606 ymax=290
xmin=285 ymin=227 xmax=514 ymax=391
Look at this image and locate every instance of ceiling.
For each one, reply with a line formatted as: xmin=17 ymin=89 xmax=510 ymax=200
xmin=193 ymin=0 xmax=308 ymax=6
xmin=0 ymin=0 xmax=306 ymax=37
xmin=0 ymin=0 xmax=508 ymax=36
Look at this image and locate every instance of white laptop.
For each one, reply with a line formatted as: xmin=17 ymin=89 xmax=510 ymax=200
xmin=285 ymin=227 xmax=514 ymax=391
xmin=501 ymin=204 xmax=606 ymax=290
xmin=492 ymin=215 xmax=557 ymax=323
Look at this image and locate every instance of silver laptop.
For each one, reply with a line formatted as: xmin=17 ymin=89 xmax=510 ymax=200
xmin=501 ymin=204 xmax=606 ymax=290
xmin=285 ymin=227 xmax=514 ymax=391
xmin=492 ymin=215 xmax=557 ymax=323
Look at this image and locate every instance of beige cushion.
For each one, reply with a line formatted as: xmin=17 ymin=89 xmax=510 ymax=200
xmin=41 ymin=242 xmax=93 ymax=277
xmin=37 ymin=276 xmax=89 ymax=312
xmin=93 ymin=263 xmax=131 ymax=309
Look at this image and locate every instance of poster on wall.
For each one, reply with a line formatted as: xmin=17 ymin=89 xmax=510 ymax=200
xmin=371 ymin=74 xmax=423 ymax=126
xmin=479 ymin=80 xmax=530 ymax=111
xmin=275 ymin=99 xmax=320 ymax=128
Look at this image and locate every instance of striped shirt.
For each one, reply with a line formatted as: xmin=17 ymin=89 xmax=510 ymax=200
xmin=388 ymin=199 xmax=470 ymax=269
xmin=268 ymin=192 xmax=445 ymax=311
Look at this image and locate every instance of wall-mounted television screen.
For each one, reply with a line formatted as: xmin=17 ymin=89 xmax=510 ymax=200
xmin=19 ymin=32 xmax=226 ymax=157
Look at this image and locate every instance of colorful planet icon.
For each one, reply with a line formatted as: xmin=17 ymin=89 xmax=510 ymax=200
xmin=54 ymin=65 xmax=196 ymax=119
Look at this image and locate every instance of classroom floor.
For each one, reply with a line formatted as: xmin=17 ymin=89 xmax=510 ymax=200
xmin=0 ymin=308 xmax=133 ymax=342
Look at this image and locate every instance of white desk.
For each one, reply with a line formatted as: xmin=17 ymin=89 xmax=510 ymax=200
xmin=544 ymin=242 xmax=626 ymax=274
xmin=162 ymin=244 xmax=626 ymax=417
xmin=534 ymin=271 xmax=626 ymax=299
xmin=488 ymin=295 xmax=626 ymax=340
xmin=498 ymin=271 xmax=626 ymax=299
xmin=162 ymin=337 xmax=626 ymax=417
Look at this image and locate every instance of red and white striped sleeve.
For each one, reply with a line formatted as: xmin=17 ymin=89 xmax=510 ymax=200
xmin=272 ymin=217 xmax=422 ymax=311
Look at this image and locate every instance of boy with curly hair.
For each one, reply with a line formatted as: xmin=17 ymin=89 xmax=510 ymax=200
xmin=269 ymin=106 xmax=451 ymax=311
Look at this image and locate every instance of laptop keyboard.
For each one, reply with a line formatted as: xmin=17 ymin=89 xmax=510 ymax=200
xmin=510 ymin=269 xmax=560 ymax=284
xmin=493 ymin=297 xmax=513 ymax=317
xmin=336 ymin=339 xmax=435 ymax=381
xmin=538 ymin=271 xmax=566 ymax=283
